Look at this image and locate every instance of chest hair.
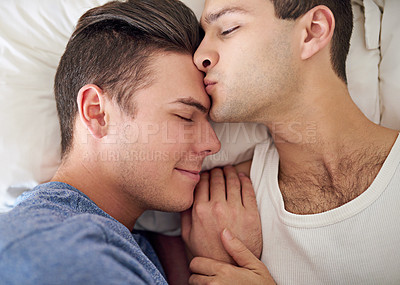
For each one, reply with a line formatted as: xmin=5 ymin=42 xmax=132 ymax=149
xmin=278 ymin=149 xmax=388 ymax=214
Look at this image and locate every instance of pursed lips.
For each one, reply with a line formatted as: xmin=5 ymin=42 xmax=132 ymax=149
xmin=204 ymin=79 xmax=217 ymax=94
xmin=204 ymin=78 xmax=217 ymax=87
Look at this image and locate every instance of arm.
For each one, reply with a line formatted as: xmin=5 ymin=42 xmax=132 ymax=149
xmin=181 ymin=162 xmax=262 ymax=264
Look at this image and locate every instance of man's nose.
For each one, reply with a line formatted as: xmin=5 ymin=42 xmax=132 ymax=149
xmin=194 ymin=121 xmax=221 ymax=158
xmin=194 ymin=39 xmax=219 ymax=73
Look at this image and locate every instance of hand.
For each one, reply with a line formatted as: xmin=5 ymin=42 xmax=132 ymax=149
xmin=181 ymin=166 xmax=262 ymax=264
xmin=189 ymin=229 xmax=275 ymax=285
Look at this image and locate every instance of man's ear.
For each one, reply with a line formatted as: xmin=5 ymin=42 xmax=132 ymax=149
xmin=77 ymin=84 xmax=108 ymax=139
xmin=299 ymin=5 xmax=335 ymax=60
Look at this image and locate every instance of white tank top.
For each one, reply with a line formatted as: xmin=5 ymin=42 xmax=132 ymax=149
xmin=250 ymin=135 xmax=400 ymax=285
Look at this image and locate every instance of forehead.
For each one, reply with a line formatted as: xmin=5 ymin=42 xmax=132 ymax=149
xmin=201 ymin=0 xmax=266 ymax=26
xmin=134 ymin=53 xmax=210 ymax=111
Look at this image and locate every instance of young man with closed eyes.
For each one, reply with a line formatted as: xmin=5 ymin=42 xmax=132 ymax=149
xmin=0 ymin=1 xmax=235 ymax=284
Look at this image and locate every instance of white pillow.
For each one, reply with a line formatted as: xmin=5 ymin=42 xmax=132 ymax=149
xmin=0 ymin=0 xmax=269 ymax=212
xmin=379 ymin=0 xmax=400 ymax=130
xmin=0 ymin=0 xmax=114 ymax=212
xmin=348 ymin=0 xmax=400 ymax=130
xmin=346 ymin=0 xmax=381 ymax=124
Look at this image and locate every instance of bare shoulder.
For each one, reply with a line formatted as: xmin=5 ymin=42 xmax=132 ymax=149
xmin=234 ymin=160 xmax=252 ymax=177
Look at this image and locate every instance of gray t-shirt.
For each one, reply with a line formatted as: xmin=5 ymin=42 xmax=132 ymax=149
xmin=0 ymin=182 xmax=167 ymax=285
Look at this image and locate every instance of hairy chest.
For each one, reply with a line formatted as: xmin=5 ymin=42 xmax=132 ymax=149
xmin=278 ymin=158 xmax=386 ymax=215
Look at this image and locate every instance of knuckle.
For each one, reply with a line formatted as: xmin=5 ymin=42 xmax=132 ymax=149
xmin=246 ymin=213 xmax=260 ymax=225
xmin=211 ymin=168 xmax=223 ymax=176
xmin=193 ymin=203 xmax=210 ymax=219
xmin=210 ymin=168 xmax=224 ymax=181
xmin=189 ymin=257 xmax=200 ymax=271
xmin=212 ymin=176 xmax=226 ymax=187
xmin=211 ymin=201 xmax=227 ymax=218
xmin=226 ymin=176 xmax=240 ymax=187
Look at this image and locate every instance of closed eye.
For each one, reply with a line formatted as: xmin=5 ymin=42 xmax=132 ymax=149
xmin=176 ymin=115 xmax=193 ymax=122
xmin=221 ymin=26 xmax=240 ymax=36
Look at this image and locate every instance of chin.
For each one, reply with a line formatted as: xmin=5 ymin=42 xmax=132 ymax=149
xmin=210 ymin=100 xmax=243 ymax=122
xmin=209 ymin=108 xmax=226 ymax=123
xmin=175 ymin=196 xmax=194 ymax=212
xmin=210 ymin=109 xmax=239 ymax=123
xmin=161 ymin=203 xmax=192 ymax=213
xmin=161 ymin=194 xmax=194 ymax=213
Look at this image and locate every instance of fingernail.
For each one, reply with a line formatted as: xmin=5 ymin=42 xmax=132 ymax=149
xmin=238 ymin=172 xmax=245 ymax=177
xmin=223 ymin=228 xmax=234 ymax=241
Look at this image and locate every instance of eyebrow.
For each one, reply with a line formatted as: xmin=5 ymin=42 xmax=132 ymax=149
xmin=170 ymin=98 xmax=209 ymax=114
xmin=203 ymin=6 xmax=248 ymax=25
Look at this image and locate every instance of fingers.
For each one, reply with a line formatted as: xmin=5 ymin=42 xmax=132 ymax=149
xmin=224 ymin=166 xmax=242 ymax=205
xmin=189 ymin=257 xmax=218 ymax=276
xmin=188 ymin=274 xmax=214 ymax=285
xmin=209 ymin=168 xmax=227 ymax=201
xmin=221 ymin=228 xmax=260 ymax=269
xmin=181 ymin=208 xmax=192 ymax=243
xmin=189 ymin=256 xmax=237 ymax=284
xmin=194 ymin=172 xmax=210 ymax=202
xmin=239 ymin=174 xmax=257 ymax=209
xmin=198 ymin=167 xmax=251 ymax=207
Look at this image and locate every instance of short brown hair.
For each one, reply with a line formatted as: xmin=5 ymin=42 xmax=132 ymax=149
xmin=270 ymin=0 xmax=353 ymax=83
xmin=54 ymin=0 xmax=201 ymax=158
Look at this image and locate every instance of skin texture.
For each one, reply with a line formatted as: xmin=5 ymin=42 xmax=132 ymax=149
xmin=52 ymin=53 xmax=221 ymax=230
xmin=185 ymin=0 xmax=399 ymax=283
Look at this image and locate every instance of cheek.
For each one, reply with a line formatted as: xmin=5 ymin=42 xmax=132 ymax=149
xmin=164 ymin=124 xmax=200 ymax=148
xmin=159 ymin=122 xmax=187 ymax=144
xmin=124 ymin=122 xmax=197 ymax=169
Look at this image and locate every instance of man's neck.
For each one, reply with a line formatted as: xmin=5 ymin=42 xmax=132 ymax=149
xmin=51 ymin=154 xmax=142 ymax=231
xmin=264 ymin=89 xmax=398 ymax=214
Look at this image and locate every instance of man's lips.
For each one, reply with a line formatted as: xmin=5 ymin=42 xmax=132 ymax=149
xmin=204 ymin=79 xmax=217 ymax=93
xmin=175 ymin=168 xmax=201 ymax=182
xmin=204 ymin=78 xmax=217 ymax=86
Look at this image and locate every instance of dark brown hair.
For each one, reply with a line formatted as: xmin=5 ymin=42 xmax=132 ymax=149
xmin=54 ymin=0 xmax=201 ymax=158
xmin=270 ymin=0 xmax=353 ymax=83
